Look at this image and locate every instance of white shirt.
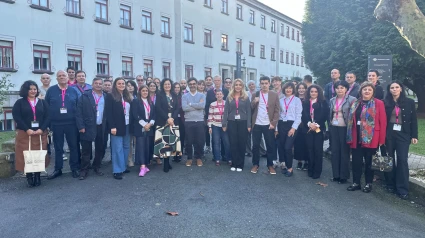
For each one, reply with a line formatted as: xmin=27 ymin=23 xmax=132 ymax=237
xmin=279 ymin=95 xmax=302 ymax=129
xmin=124 ymin=101 xmax=130 ymax=125
xmin=256 ymin=91 xmax=270 ymax=125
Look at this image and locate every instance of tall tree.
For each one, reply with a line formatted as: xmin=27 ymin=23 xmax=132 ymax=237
xmin=303 ymin=0 xmax=425 ymax=112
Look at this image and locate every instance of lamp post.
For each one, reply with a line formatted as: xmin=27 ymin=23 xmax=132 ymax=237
xmin=242 ymin=57 xmax=247 ymax=83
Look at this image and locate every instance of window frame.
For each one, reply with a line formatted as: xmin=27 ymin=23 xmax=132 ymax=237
xmin=33 ymin=45 xmax=51 ymax=73
xmin=236 ymin=38 xmax=242 ymax=53
xmin=271 ymin=20 xmax=276 ymax=33
xmin=96 ymin=52 xmax=109 ymax=76
xmin=66 ymin=0 xmax=81 ymax=16
xmin=204 ymin=0 xmax=212 ymax=8
xmin=292 ymin=28 xmax=295 ymax=40
xmin=204 ymin=29 xmax=212 ymax=47
xmin=120 ymin=4 xmax=132 ymax=28
xmin=236 ymin=4 xmax=243 ymax=20
xmin=301 ymin=56 xmax=304 ymax=67
xmin=67 ymin=49 xmax=83 ymax=71
xmin=143 ymin=59 xmax=153 ymax=78
xmin=184 ymin=23 xmax=194 ymax=43
xmin=185 ymin=65 xmax=193 ymax=79
xmin=204 ymin=67 xmax=212 ymax=78
xmin=249 ymin=10 xmax=255 ymax=25
xmin=286 ymin=26 xmax=290 ymax=39
xmin=286 ymin=51 xmax=289 ymax=64
xmin=249 ymin=42 xmax=255 ymax=57
xmin=142 ymin=10 xmax=153 ymax=33
xmin=31 ymin=0 xmax=49 ymax=8
xmin=221 ymin=0 xmax=228 ymax=14
xmin=271 ymin=48 xmax=276 ymax=61
xmin=0 ymin=40 xmax=14 ymax=71
xmin=297 ymin=30 xmax=300 ymax=42
xmin=291 ymin=53 xmax=295 ymax=65
xmin=121 ymin=56 xmax=133 ymax=78
xmin=260 ymin=45 xmax=265 ymax=59
xmin=279 ymin=50 xmax=284 ymax=63
xmin=161 ymin=16 xmax=171 ymax=37
xmin=280 ymin=23 xmax=284 ymax=36
xmin=162 ymin=62 xmax=171 ymax=79
xmin=95 ymin=0 xmax=108 ymax=22
xmin=260 ymin=15 xmax=266 ymax=29
xmin=296 ymin=54 xmax=299 ymax=66
xmin=221 ymin=34 xmax=228 ymax=51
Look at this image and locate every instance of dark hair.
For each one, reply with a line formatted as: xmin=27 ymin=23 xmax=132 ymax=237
xmin=187 ymin=77 xmax=198 ymax=84
xmin=111 ymin=77 xmax=132 ymax=102
xmin=92 ymin=77 xmax=103 ymax=84
xmin=147 ymin=81 xmax=158 ymax=95
xmin=75 ymin=70 xmax=86 ymax=77
xmin=333 ymin=80 xmax=350 ymax=91
xmin=173 ymin=82 xmax=181 ymax=96
xmin=225 ymin=77 xmax=232 ymax=81
xmin=126 ymin=80 xmax=138 ymax=98
xmin=103 ymin=79 xmax=112 ymax=84
xmin=160 ymin=78 xmax=175 ymax=94
xmin=205 ymin=75 xmax=212 ymax=80
xmin=19 ymin=80 xmax=39 ymax=98
xmin=295 ymin=82 xmax=308 ymax=97
xmin=260 ymin=76 xmax=270 ymax=82
xmin=345 ymin=71 xmax=356 ymax=77
xmin=282 ymin=82 xmax=296 ymax=95
xmin=368 ymin=69 xmax=380 ymax=77
xmin=306 ymin=85 xmax=325 ymax=102
xmin=137 ymin=85 xmax=151 ymax=103
xmin=271 ymin=76 xmax=281 ymax=83
xmin=66 ymin=67 xmax=76 ymax=72
xmin=384 ymin=81 xmax=407 ymax=105
xmin=303 ymin=75 xmax=313 ymax=83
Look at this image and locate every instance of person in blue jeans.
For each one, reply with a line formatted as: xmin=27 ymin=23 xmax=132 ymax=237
xmin=207 ymin=90 xmax=231 ymax=166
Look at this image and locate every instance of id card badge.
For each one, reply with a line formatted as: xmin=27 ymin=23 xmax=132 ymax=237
xmin=60 ymin=108 xmax=67 ymax=114
xmin=235 ymin=114 xmax=241 ymax=120
xmin=332 ymin=119 xmax=339 ymax=126
xmin=31 ymin=121 xmax=39 ymax=127
xmin=357 ymin=121 xmax=361 ymax=125
xmin=393 ymin=124 xmax=402 ymax=131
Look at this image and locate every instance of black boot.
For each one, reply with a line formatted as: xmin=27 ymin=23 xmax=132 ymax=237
xmin=26 ymin=173 xmax=34 ymax=188
xmin=34 ymin=172 xmax=41 ymax=187
xmin=163 ymin=158 xmax=170 ymax=173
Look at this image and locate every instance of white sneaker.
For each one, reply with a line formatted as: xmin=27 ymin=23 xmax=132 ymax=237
xmin=272 ymin=160 xmax=279 ymax=168
xmin=63 ymin=154 xmax=68 ymax=161
xmin=230 ymin=167 xmax=236 ymax=171
xmin=236 ymin=168 xmax=242 ymax=172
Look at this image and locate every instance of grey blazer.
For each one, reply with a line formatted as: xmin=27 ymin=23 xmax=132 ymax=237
xmin=222 ymin=96 xmax=252 ymax=128
xmin=329 ymin=95 xmax=357 ymax=125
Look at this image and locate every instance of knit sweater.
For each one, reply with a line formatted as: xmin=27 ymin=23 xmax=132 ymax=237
xmin=182 ymin=91 xmax=206 ymax=122
xmin=207 ymin=100 xmax=226 ymax=127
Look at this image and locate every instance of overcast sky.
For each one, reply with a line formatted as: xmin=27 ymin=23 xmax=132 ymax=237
xmin=258 ymin=0 xmax=306 ymax=22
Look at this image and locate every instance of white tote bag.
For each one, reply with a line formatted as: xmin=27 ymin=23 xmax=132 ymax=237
xmin=23 ymin=135 xmax=47 ymax=174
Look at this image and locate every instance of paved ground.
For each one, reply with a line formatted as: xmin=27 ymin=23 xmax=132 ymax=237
xmin=1 ymin=152 xmax=425 ymax=238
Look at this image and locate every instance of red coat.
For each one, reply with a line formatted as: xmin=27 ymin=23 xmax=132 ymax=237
xmin=348 ymin=99 xmax=387 ymax=149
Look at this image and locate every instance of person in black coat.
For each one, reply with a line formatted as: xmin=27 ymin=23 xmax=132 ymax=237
xmin=131 ymin=85 xmax=156 ymax=177
xmin=302 ymin=85 xmax=329 ymax=179
xmin=384 ymin=81 xmax=418 ymax=200
xmin=76 ymin=78 xmax=107 ymax=179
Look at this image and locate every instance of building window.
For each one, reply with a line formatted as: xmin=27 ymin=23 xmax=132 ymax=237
xmin=296 ymin=55 xmax=299 ymax=66
xmin=292 ymin=28 xmax=295 ymax=40
xmin=95 ymin=0 xmax=108 ymax=22
xmin=249 ymin=10 xmax=255 ymax=24
xmin=122 ymin=56 xmax=133 ymax=77
xmin=161 ymin=16 xmax=170 ymax=36
xmin=184 ymin=23 xmax=193 ymax=42
xmin=221 ymin=0 xmax=228 ymax=14
xmin=271 ymin=48 xmax=275 ymax=61
xmin=96 ymin=53 xmax=109 ymax=76
xmin=142 ymin=10 xmax=152 ymax=32
xmin=143 ymin=59 xmax=153 ymax=77
xmin=280 ymin=50 xmax=284 ymax=63
xmin=32 ymin=0 xmax=48 ymax=8
xmin=185 ymin=65 xmax=193 ymax=79
xmin=291 ymin=53 xmax=295 ymax=65
xmin=260 ymin=45 xmax=265 ymax=58
xmin=301 ymin=56 xmax=304 ymax=67
xmin=249 ymin=42 xmax=254 ymax=56
xmin=236 ymin=4 xmax=242 ymax=20
xmin=67 ymin=49 xmax=82 ymax=71
xmin=0 ymin=41 xmax=13 ymax=70
xmin=297 ymin=31 xmax=300 ymax=42
xmin=260 ymin=15 xmax=266 ymax=29
xmin=280 ymin=24 xmax=284 ymax=36
xmin=286 ymin=51 xmax=289 ymax=64
xmin=204 ymin=67 xmax=212 ymax=78
xmin=66 ymin=0 xmax=80 ymax=15
xmin=204 ymin=0 xmax=211 ymax=8
xmin=120 ymin=4 xmax=131 ymax=27
xmin=236 ymin=38 xmax=242 ymax=53
xmin=33 ymin=45 xmax=51 ymax=72
xmin=221 ymin=34 xmax=228 ymax=50
xmin=286 ymin=26 xmax=290 ymax=38
xmin=162 ymin=62 xmax=170 ymax=78
xmin=271 ymin=20 xmax=276 ymax=33
xmin=204 ymin=29 xmax=212 ymax=47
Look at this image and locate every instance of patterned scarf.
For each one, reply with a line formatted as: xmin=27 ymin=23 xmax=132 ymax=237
xmin=346 ymin=99 xmax=376 ymax=144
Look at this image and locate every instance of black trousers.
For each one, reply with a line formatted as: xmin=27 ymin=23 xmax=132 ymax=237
xmin=330 ymin=126 xmax=350 ymax=180
xmin=352 ymin=147 xmax=377 ymax=185
xmin=205 ymin=125 xmax=211 ymax=147
xmin=185 ymin=121 xmax=205 ymax=160
xmin=252 ymin=124 xmax=275 ymax=167
xmin=306 ymin=130 xmax=324 ymax=178
xmin=327 ymin=120 xmax=332 ymax=150
xmin=228 ymin=120 xmax=248 ymax=169
xmin=80 ymin=125 xmax=105 ymax=171
xmin=385 ymin=125 xmax=411 ymax=195
xmin=52 ymin=124 xmax=80 ymax=171
xmin=277 ymin=120 xmax=297 ymax=168
xmin=294 ymin=127 xmax=308 ymax=163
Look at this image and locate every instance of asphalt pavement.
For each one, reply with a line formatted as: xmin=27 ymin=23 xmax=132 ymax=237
xmin=1 ymin=154 xmax=425 ymax=238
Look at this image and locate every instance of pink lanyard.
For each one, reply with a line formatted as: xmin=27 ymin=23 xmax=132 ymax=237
xmin=309 ymin=99 xmax=315 ymax=121
xmin=261 ymin=92 xmax=268 ymax=109
xmin=217 ymin=101 xmax=224 ymax=117
xmin=77 ymin=84 xmax=86 ymax=93
xmin=235 ymin=98 xmax=239 ymax=114
xmin=151 ymin=95 xmax=156 ymax=104
xmin=334 ymin=98 xmax=343 ymax=119
xmin=143 ymin=100 xmax=150 ymax=117
xmin=346 ymin=84 xmax=354 ymax=95
xmin=61 ymin=88 xmax=66 ymax=107
xmin=284 ymin=96 xmax=294 ymax=116
xmin=395 ymin=105 xmax=400 ymax=124
xmin=92 ymin=92 xmax=102 ymax=110
xmin=122 ymin=98 xmax=126 ymax=114
xmin=28 ymin=98 xmax=36 ymax=121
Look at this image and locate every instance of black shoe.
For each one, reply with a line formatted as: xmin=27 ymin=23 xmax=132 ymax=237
xmin=26 ymin=173 xmax=34 ymax=188
xmin=113 ymin=173 xmax=123 ymax=180
xmin=79 ymin=171 xmax=87 ymax=180
xmin=245 ymin=153 xmax=252 ymax=157
xmin=164 ymin=158 xmax=170 ymax=173
xmin=124 ymin=169 xmax=130 ymax=173
xmin=362 ymin=184 xmax=372 ymax=193
xmin=34 ymin=172 xmax=41 ymax=186
xmin=302 ymin=163 xmax=308 ymax=171
xmin=347 ymin=183 xmax=361 ymax=191
xmin=47 ymin=170 xmax=62 ymax=180
xmin=296 ymin=162 xmax=303 ymax=170
xmin=398 ymin=194 xmax=409 ymax=200
xmin=173 ymin=156 xmax=181 ymax=163
xmin=330 ymin=177 xmax=340 ymax=182
xmin=72 ymin=170 xmax=80 ymax=178
xmin=93 ymin=168 xmax=104 ymax=176
xmin=312 ymin=175 xmax=320 ymax=179
xmin=385 ymin=187 xmax=396 ymax=194
xmin=261 ymin=154 xmax=267 ymax=158
xmin=338 ymin=179 xmax=347 ymax=184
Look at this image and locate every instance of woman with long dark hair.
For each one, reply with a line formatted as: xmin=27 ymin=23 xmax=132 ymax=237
xmin=127 ymin=80 xmax=138 ymax=99
xmin=105 ymin=77 xmax=133 ymax=180
xmin=126 ymin=80 xmax=138 ymax=167
xmin=346 ymin=82 xmax=387 ymax=193
xmin=294 ymin=82 xmax=309 ymax=171
xmin=12 ymin=80 xmax=50 ymax=187
xmin=384 ymin=81 xmax=418 ymax=200
xmin=154 ymin=78 xmax=181 ymax=172
xmin=147 ymin=81 xmax=160 ymax=165
xmin=173 ymin=82 xmax=184 ymax=162
xmin=302 ymin=85 xmax=328 ymax=179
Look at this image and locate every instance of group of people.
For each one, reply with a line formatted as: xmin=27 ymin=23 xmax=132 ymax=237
xmin=12 ymin=67 xmax=418 ymax=200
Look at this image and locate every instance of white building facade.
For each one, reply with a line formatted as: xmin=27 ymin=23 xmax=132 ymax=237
xmin=0 ymin=0 xmax=310 ymax=131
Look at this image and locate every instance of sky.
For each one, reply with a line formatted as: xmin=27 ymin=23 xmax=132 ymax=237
xmin=258 ymin=0 xmax=306 ymax=22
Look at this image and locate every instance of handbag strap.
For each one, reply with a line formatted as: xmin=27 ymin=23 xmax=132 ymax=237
xmin=28 ymin=135 xmax=43 ymax=151
xmin=39 ymin=135 xmax=43 ymax=151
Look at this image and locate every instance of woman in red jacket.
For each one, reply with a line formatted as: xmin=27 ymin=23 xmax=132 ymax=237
xmin=346 ymin=82 xmax=387 ymax=193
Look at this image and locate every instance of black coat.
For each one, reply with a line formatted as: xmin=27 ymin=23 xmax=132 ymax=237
xmin=130 ymin=98 xmax=156 ymax=137
xmin=76 ymin=90 xmax=107 ymax=141
xmin=104 ymin=93 xmax=131 ymax=136
xmin=385 ymin=97 xmax=418 ymax=139
xmin=12 ymin=98 xmax=50 ymax=131
xmin=302 ymin=100 xmax=329 ymax=131
xmin=204 ymin=87 xmax=229 ymax=119
xmin=155 ymin=92 xmax=179 ymax=127
xmin=374 ymin=84 xmax=385 ymax=100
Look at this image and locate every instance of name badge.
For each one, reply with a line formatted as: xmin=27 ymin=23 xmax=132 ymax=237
xmin=357 ymin=121 xmax=361 ymax=125
xmin=97 ymin=111 xmax=100 ymax=117
xmin=60 ymin=108 xmax=67 ymax=114
xmin=393 ymin=124 xmax=402 ymax=131
xmin=235 ymin=114 xmax=241 ymax=120
xmin=31 ymin=121 xmax=39 ymax=127
xmin=283 ymin=118 xmax=288 ymax=122
xmin=332 ymin=119 xmax=339 ymax=126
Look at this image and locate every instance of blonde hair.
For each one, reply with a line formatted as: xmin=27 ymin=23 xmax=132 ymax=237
xmin=228 ymin=78 xmax=248 ymax=101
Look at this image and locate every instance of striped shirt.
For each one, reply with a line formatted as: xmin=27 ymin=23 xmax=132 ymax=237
xmin=207 ymin=100 xmax=226 ymax=128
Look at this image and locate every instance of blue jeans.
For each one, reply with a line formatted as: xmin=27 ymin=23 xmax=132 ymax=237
xmin=211 ymin=125 xmax=231 ymax=162
xmin=110 ymin=125 xmax=130 ymax=173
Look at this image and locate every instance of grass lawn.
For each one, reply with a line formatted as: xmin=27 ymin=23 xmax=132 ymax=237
xmin=410 ymin=118 xmax=425 ymax=155
xmin=0 ymin=131 xmax=15 ymax=152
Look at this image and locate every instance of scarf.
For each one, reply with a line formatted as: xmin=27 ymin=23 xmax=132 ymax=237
xmin=346 ymin=99 xmax=376 ymax=145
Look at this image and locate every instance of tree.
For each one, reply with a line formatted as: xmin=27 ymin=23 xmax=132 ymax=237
xmin=0 ymin=73 xmax=14 ymax=113
xmin=303 ymin=0 xmax=425 ymax=112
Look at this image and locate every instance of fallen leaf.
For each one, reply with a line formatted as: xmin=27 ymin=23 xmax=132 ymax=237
xmin=166 ymin=211 xmax=179 ymax=216
xmin=316 ymin=182 xmax=328 ymax=188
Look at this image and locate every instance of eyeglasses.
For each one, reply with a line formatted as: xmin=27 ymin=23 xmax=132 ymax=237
xmin=188 ymin=83 xmax=196 ymax=86
xmin=225 ymin=81 xmax=232 ymax=84
xmin=137 ymin=79 xmax=143 ymax=82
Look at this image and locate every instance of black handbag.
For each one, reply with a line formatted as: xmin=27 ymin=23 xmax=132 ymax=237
xmin=371 ymin=151 xmax=393 ymax=172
